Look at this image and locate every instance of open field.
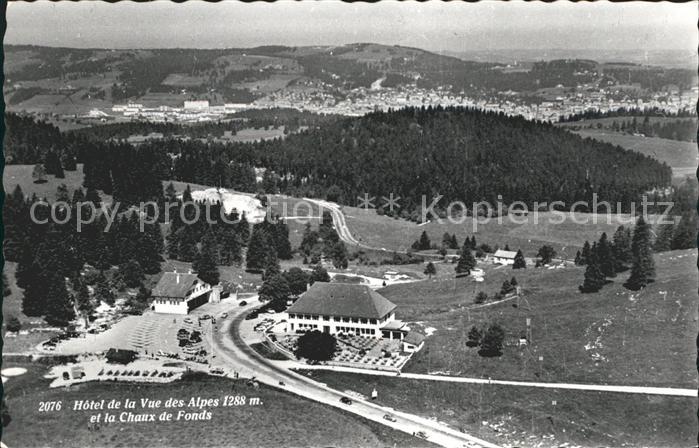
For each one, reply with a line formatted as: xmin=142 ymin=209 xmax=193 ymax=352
xmin=303 ymin=370 xmax=695 ymax=448
xmin=2 ymin=361 xmax=434 ymax=448
xmin=227 ymin=126 xmax=286 ymax=142
xmin=2 ymin=164 xmax=102 ymax=202
xmin=557 ymin=115 xmax=698 ymax=130
xmin=341 ymin=206 xmax=634 ymax=257
xmin=378 ymin=249 xmax=697 ymax=388
xmin=568 ymin=129 xmax=697 ymax=179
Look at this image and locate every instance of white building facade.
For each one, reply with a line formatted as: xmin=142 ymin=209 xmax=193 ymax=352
xmin=285 ymin=283 xmax=398 ymax=339
xmin=151 ymin=272 xmax=221 ymax=315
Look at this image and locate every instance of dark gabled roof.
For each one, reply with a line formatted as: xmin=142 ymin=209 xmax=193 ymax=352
xmin=493 ymin=249 xmax=517 ymax=259
xmin=403 ymin=331 xmax=426 ymax=346
xmin=152 ymin=272 xmax=202 ymax=298
xmin=287 ymin=282 xmax=396 ymax=319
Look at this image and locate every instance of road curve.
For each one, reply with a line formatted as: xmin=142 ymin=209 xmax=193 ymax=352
xmin=211 ymin=302 xmax=501 ymax=448
xmin=302 ymin=197 xmax=443 ymax=259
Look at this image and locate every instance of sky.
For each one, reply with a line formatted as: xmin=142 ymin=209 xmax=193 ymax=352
xmin=5 ymin=1 xmax=698 ymax=53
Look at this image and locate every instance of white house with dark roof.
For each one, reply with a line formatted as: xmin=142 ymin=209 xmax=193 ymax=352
xmin=492 ymin=249 xmax=517 ymax=265
xmin=402 ymin=331 xmax=426 ymax=352
xmin=151 ymin=272 xmax=221 ymax=315
xmin=286 ymin=283 xmax=405 ymax=339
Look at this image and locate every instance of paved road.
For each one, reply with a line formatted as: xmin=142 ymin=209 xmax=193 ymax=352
xmin=302 ymin=197 xmax=444 ymax=259
xmin=211 ymin=302 xmax=501 ymax=448
xmin=296 ymin=365 xmax=698 ymax=397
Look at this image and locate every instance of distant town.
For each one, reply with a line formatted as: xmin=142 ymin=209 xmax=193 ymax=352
xmin=94 ymin=82 xmax=698 ymax=124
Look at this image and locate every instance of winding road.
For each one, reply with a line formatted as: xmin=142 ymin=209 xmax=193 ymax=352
xmin=211 ymin=301 xmax=501 ymax=448
xmin=301 ymin=197 xmax=443 ymax=258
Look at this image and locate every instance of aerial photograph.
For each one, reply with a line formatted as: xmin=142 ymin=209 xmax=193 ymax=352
xmin=1 ymin=1 xmax=697 ymax=447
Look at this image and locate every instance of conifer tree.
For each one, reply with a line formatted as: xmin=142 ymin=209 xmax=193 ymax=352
xmin=330 ymin=241 xmax=349 ymax=269
xmin=177 ymin=226 xmax=199 ymax=262
xmin=300 ymin=222 xmax=320 ymax=256
xmin=455 ymin=241 xmax=476 ymax=274
xmin=578 ymin=241 xmax=591 ymax=266
xmin=43 ymin=273 xmax=74 ymax=327
xmin=84 ymin=188 xmax=102 ymax=209
xmin=94 ymin=272 xmax=115 ymax=306
xmin=653 ymin=223 xmax=674 ymax=253
xmin=263 ymin=246 xmax=281 ymax=280
xmin=193 ymin=232 xmax=220 ymax=286
xmin=237 ymin=212 xmax=251 ymax=244
xmin=71 ymin=188 xmax=85 ymax=206
xmin=424 ymin=262 xmax=436 ymax=278
xmin=624 ymin=216 xmax=655 ymax=290
xmin=596 ymin=232 xmax=616 ymax=278
xmin=274 ymin=220 xmax=293 ymax=259
xmin=612 ymin=226 xmax=632 ymax=270
xmin=247 ymin=227 xmax=273 ymax=271
xmin=579 ymin=256 xmax=606 ymax=293
xmin=513 ymin=249 xmax=526 ymax=269
xmin=442 ymin=232 xmax=452 ymax=249
xmin=418 ymin=231 xmax=431 ymax=251
xmin=164 ymin=182 xmax=177 ymax=203
xmin=219 ymin=219 xmax=242 ymax=265
xmin=72 ymin=277 xmax=94 ymax=328
xmin=671 ymin=212 xmax=696 ymax=250
xmin=22 ymin=272 xmax=48 ymax=317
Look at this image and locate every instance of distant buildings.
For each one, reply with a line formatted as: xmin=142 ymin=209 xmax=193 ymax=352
xmin=103 ymin=84 xmax=698 ymax=124
xmin=183 ymin=100 xmax=210 ymax=112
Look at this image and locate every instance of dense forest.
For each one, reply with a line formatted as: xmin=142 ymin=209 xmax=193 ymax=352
xmin=230 ymin=106 xmax=671 ymax=215
xmin=7 ymin=107 xmax=672 ymax=217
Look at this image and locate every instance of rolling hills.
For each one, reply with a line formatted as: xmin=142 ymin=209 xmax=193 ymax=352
xmin=5 ymin=43 xmax=696 ymax=115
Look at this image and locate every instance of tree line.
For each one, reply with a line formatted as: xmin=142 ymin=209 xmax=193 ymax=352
xmin=4 ymin=184 xmax=164 ymax=326
xmin=8 ymin=108 xmax=672 ymax=221
xmin=576 ymin=217 xmax=658 ymax=293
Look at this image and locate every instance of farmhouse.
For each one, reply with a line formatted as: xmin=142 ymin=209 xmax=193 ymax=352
xmin=286 ymin=283 xmax=410 ymax=340
xmin=151 ymin=272 xmax=221 ymax=315
xmin=492 ymin=249 xmax=517 ymax=265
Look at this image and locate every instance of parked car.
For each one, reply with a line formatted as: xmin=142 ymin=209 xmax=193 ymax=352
xmin=413 ymin=431 xmax=428 ymax=439
xmin=383 ymin=414 xmax=397 ymax=422
xmin=201 ymin=314 xmax=212 ymax=320
xmin=340 ymin=397 xmax=352 ymax=405
xmin=183 ymin=317 xmax=193 ymax=324
xmin=221 ymin=312 xmax=228 ymax=318
xmin=239 ymin=301 xmax=247 ymax=306
xmin=209 ymin=367 xmax=225 ymax=375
